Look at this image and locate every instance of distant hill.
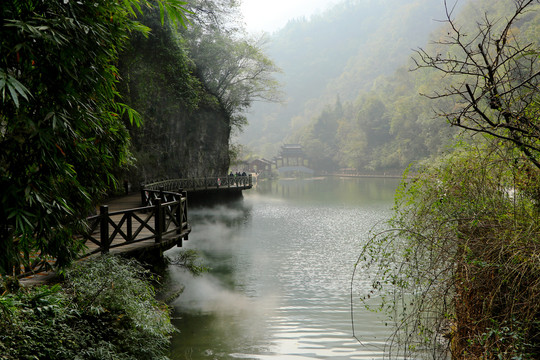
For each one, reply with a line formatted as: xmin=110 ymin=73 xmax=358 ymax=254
xmin=238 ymin=0 xmax=450 ymax=157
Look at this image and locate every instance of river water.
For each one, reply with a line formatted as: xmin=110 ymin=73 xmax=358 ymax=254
xmin=166 ymin=177 xmax=401 ymax=360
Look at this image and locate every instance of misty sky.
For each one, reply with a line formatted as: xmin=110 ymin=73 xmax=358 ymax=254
xmin=241 ymin=0 xmax=342 ymax=33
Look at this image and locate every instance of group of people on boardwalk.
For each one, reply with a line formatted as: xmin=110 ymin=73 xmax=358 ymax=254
xmin=215 ymin=172 xmax=249 ymax=187
xmin=219 ymin=171 xmax=246 ymax=187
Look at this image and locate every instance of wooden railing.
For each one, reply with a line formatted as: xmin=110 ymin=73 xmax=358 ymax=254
xmin=142 ymin=175 xmax=252 ymax=194
xmin=14 ymin=190 xmax=189 ymax=279
xmin=82 ymin=189 xmax=189 ymax=256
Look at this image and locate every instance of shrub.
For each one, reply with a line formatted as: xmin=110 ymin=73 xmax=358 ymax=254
xmin=353 ymin=143 xmax=540 ymax=359
xmin=0 ymin=255 xmax=175 ymax=360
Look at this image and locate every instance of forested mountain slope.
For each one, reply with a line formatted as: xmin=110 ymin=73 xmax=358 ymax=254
xmin=239 ymin=0 xmax=448 ymax=157
xmin=241 ymin=0 xmax=540 ymax=174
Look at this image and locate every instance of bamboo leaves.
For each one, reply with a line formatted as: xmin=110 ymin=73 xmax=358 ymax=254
xmin=0 ymin=70 xmax=32 ymax=108
xmin=0 ymin=0 xmax=190 ymax=275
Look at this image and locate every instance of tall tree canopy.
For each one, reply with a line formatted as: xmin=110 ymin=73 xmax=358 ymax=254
xmin=182 ymin=0 xmax=282 ymax=133
xmin=0 ymin=0 xmax=187 ymax=275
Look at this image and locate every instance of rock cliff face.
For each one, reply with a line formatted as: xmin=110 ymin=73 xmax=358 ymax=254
xmin=119 ymin=10 xmax=230 ymax=184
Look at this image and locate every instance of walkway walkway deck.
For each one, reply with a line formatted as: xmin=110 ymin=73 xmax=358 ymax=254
xmin=21 ymin=191 xmax=189 ymax=286
xmin=83 ymin=193 xmax=188 ymax=257
xmin=19 ymin=176 xmax=253 ymax=286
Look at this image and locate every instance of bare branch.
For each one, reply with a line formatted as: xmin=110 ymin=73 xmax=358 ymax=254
xmin=413 ymin=0 xmax=540 ymax=169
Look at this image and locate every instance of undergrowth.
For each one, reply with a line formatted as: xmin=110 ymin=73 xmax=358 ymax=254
xmin=0 ymin=255 xmax=175 ymax=360
xmin=353 ymin=143 xmax=540 ymax=359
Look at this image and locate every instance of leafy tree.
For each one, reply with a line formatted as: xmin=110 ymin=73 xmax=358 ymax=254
xmin=185 ymin=0 xmax=242 ymax=32
xmin=299 ymin=98 xmax=344 ymax=172
xmin=335 ymin=119 xmax=367 ymax=169
xmin=351 ymin=1 xmax=540 ymax=357
xmin=0 ymin=0 xmax=187 ymax=276
xmin=357 ymin=95 xmax=392 ymax=154
xmin=302 ymin=138 xmax=337 ymax=172
xmin=414 ymin=0 xmax=540 ymax=169
xmin=181 ymin=0 xmax=282 ymax=133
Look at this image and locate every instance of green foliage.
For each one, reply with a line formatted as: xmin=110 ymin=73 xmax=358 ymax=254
xmin=65 ymin=255 xmax=175 ymax=338
xmin=118 ymin=1 xmax=280 ymax=181
xmin=0 ymin=256 xmax=175 ymax=360
xmin=118 ymin=6 xmax=205 ymax=181
xmin=353 ymin=143 xmax=540 ymax=359
xmin=295 ymin=64 xmax=455 ymax=173
xmin=0 ymin=0 xmax=188 ymax=275
xmin=246 ymin=0 xmax=540 ymax=174
xmin=0 ymin=70 xmax=32 ymax=108
xmin=342 ymin=1 xmax=540 ymax=358
xmin=156 ymin=0 xmax=191 ymax=28
xmin=182 ymin=0 xmax=282 ymax=131
xmin=169 ymin=249 xmax=209 ymax=276
xmin=119 ymin=5 xmax=239 ymax=180
xmin=300 ymin=97 xmax=344 ymax=171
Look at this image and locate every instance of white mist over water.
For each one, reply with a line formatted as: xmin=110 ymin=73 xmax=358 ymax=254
xmin=166 ymin=178 xmax=400 ymax=360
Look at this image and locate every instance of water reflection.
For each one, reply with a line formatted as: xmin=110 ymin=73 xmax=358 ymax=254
xmin=167 ymin=177 xmax=400 ymax=360
xmin=254 ymin=177 xmax=398 ymax=207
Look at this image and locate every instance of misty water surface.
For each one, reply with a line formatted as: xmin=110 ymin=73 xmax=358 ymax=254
xmin=166 ymin=177 xmax=400 ymax=360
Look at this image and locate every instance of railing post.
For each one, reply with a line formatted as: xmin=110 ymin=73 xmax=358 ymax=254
xmin=175 ymin=192 xmax=185 ymax=248
xmin=127 ymin=212 xmax=133 ymax=242
xmin=140 ymin=183 xmax=146 ymax=206
xmin=175 ymin=194 xmax=182 ymax=235
xmin=155 ymin=198 xmax=162 ymax=243
xmin=182 ymin=190 xmax=189 ymax=240
xmin=159 ymin=186 xmax=164 ymax=202
xmin=100 ymin=205 xmax=109 ymax=254
xmin=249 ymin=174 xmax=253 ymax=187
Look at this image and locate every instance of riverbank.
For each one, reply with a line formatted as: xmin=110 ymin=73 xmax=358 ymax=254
xmin=355 ymin=148 xmax=540 ymax=359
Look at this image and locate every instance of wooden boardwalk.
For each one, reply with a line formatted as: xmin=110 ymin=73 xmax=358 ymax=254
xmin=21 ymin=190 xmax=190 ymax=285
xmin=142 ymin=175 xmax=253 ymax=193
xmin=83 ymin=193 xmax=189 ymax=257
xmin=19 ymin=176 xmax=253 ymax=285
